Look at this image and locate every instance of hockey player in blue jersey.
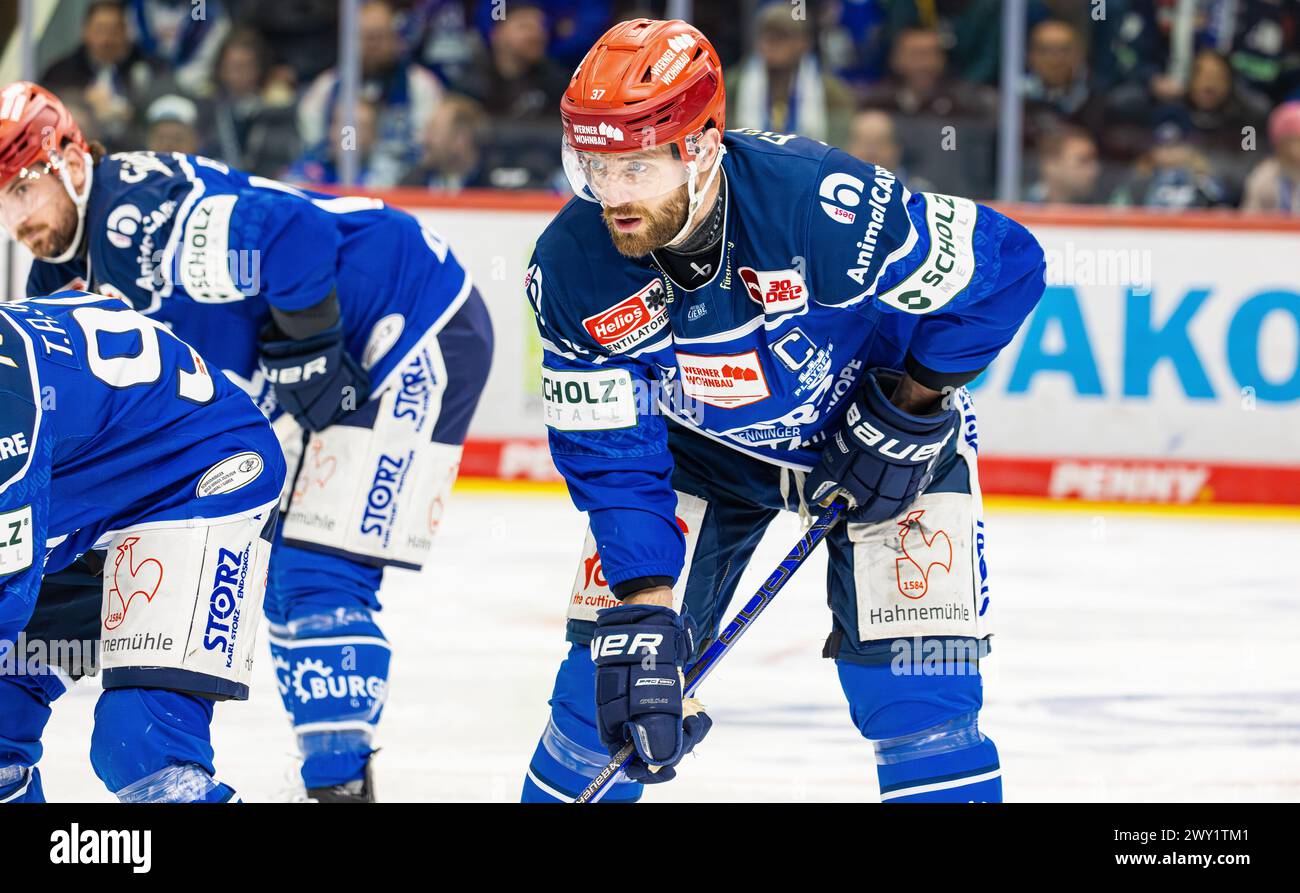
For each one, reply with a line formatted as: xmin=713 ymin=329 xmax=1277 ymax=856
xmin=0 ymin=82 xmax=494 ymax=801
xmin=0 ymin=291 xmax=285 ymax=802
xmin=520 ymin=19 xmax=1047 ymax=803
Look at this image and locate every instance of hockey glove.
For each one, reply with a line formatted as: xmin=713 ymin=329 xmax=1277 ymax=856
xmin=804 ymin=367 xmax=957 ymax=524
xmin=259 ymin=322 xmax=370 ymax=432
xmin=592 ymin=604 xmax=712 ymax=784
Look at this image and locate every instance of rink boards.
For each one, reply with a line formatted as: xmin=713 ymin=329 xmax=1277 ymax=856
xmin=3 ymin=190 xmax=1297 ymax=505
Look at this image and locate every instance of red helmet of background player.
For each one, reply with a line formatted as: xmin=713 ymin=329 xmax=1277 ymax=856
xmin=0 ymin=81 xmax=94 ymax=263
xmin=561 ymin=18 xmax=725 ymax=161
xmin=0 ymin=82 xmax=89 ymax=189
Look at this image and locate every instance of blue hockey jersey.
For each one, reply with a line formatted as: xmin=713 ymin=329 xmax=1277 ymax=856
xmin=528 ymin=130 xmax=1046 ymax=592
xmin=0 ymin=293 xmax=286 ymax=639
xmin=27 ymin=152 xmax=472 ymax=414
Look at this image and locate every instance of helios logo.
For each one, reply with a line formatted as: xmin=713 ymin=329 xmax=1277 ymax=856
xmin=50 ymin=824 xmax=151 ymax=874
xmin=582 ymin=280 xmax=668 ymax=352
xmin=818 ymin=172 xmax=865 ymax=224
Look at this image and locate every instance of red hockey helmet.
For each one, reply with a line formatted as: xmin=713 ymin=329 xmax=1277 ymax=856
xmin=0 ymin=82 xmax=94 ymax=262
xmin=561 ymin=19 xmax=726 ymax=208
xmin=0 ymin=82 xmax=88 ymax=188
xmin=562 ymin=18 xmax=725 ymax=157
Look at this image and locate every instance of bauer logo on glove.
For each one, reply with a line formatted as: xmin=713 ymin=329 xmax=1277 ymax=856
xmin=591 ymin=604 xmax=713 ymax=784
xmin=259 ymin=322 xmax=372 ymax=432
xmin=805 ymin=368 xmax=958 ymax=525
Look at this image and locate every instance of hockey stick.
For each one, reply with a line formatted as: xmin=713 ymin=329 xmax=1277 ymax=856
xmin=574 ymin=500 xmax=847 ymax=804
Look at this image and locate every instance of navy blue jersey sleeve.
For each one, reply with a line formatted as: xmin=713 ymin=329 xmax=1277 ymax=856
xmin=898 ymin=199 xmax=1046 ymax=382
xmin=806 ymin=149 xmax=1046 ymax=384
xmin=230 ymin=188 xmax=341 ymax=313
xmin=525 ymin=255 xmax=685 ymax=593
xmin=0 ymin=313 xmax=49 ymax=639
xmin=25 ymin=258 xmax=88 ymax=299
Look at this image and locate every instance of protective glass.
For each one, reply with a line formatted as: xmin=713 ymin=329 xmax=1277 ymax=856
xmin=0 ymin=164 xmax=58 ymax=239
xmin=562 ymin=138 xmax=690 ymax=207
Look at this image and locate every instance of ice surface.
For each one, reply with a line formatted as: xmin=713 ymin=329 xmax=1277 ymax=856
xmin=33 ymin=491 xmax=1300 ymax=802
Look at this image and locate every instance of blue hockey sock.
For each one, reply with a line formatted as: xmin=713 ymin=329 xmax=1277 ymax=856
xmin=522 ymin=643 xmax=642 ymax=803
xmin=838 ymin=654 xmax=1002 ymax=803
xmin=0 ymin=659 xmax=66 ymax=803
xmin=90 ymin=688 xmax=237 ymax=802
xmin=874 ymin=715 xmax=1002 ymax=802
xmin=268 ymin=607 xmax=390 ymax=789
xmin=114 ymin=763 xmax=238 ymax=803
xmin=0 ymin=765 xmax=44 ymax=802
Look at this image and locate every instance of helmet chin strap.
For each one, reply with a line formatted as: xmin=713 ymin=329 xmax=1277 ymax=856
xmin=43 ymin=147 xmax=93 ymax=265
xmin=665 ymin=144 xmax=727 ymax=249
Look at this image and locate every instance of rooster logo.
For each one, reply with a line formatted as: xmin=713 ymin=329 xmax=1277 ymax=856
xmin=894 ymin=510 xmax=952 ymax=600
xmin=293 ymin=438 xmax=338 ymax=500
xmin=103 ymin=536 xmax=164 ymax=630
xmin=427 ymin=462 xmax=459 ymax=534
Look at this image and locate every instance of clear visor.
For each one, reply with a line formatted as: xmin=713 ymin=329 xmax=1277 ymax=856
xmin=562 ymin=138 xmax=691 ymax=208
xmin=0 ymin=165 xmax=58 ymax=239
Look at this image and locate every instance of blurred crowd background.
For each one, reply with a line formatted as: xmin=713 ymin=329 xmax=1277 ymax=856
xmin=3 ymin=0 xmax=1300 ymax=211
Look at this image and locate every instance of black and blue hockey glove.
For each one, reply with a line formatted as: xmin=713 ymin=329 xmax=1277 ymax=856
xmin=259 ymin=322 xmax=370 ymax=432
xmin=592 ymin=604 xmax=712 ymax=784
xmin=804 ymin=367 xmax=958 ymax=524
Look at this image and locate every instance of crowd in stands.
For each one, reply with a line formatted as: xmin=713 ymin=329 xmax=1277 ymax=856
xmin=19 ymin=0 xmax=1300 ymax=212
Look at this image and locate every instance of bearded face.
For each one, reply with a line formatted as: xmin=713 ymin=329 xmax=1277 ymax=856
xmin=2 ymin=166 xmax=81 ymax=261
xmin=601 ymin=181 xmax=690 ymax=258
xmin=572 ymin=129 xmax=723 ymax=257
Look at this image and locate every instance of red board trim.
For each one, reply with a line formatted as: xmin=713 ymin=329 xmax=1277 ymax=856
xmin=458 ymin=438 xmax=1300 ymax=506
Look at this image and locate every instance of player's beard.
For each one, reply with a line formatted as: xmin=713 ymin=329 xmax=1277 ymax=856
xmin=602 ymin=183 xmax=689 ymax=258
xmin=16 ymin=201 xmax=79 ymax=261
